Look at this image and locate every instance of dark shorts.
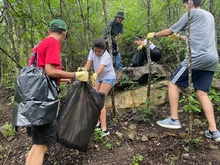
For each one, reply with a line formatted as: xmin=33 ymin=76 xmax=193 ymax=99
xmin=26 ymin=121 xmax=57 ymax=145
xmin=171 ymin=64 xmax=214 ymax=92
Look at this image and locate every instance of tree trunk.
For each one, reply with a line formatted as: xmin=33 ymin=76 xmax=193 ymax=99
xmin=3 ymin=0 xmax=20 ymax=71
xmin=101 ymin=0 xmax=117 ymax=119
xmin=209 ymin=0 xmax=213 ymax=15
xmin=60 ymin=0 xmax=63 ymax=19
xmin=187 ymin=2 xmax=193 ymax=148
xmin=77 ymin=0 xmax=90 ymax=51
xmin=167 ymin=0 xmax=171 ymax=26
xmin=146 ymin=0 xmax=152 ymax=110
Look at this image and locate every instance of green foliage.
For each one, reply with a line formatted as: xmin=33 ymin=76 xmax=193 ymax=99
xmin=180 ymin=94 xmax=201 ymax=113
xmin=93 ymin=129 xmax=103 ymax=143
xmin=134 ymin=107 xmax=151 ymax=123
xmin=131 ymin=153 xmax=143 ymax=165
xmin=209 ymin=88 xmax=220 ymax=111
xmin=7 ymin=96 xmax=14 ymax=105
xmin=183 ymin=146 xmax=189 ymax=152
xmin=1 ymin=69 xmax=17 ymax=91
xmin=193 ymin=136 xmax=202 ymax=144
xmin=2 ymin=122 xmax=16 ymax=137
xmin=105 ymin=143 xmax=112 ymax=150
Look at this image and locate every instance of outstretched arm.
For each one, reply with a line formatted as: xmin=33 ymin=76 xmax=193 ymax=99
xmin=154 ymin=29 xmax=173 ymax=37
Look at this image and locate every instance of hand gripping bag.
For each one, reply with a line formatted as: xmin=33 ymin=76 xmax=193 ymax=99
xmin=57 ymin=81 xmax=105 ymax=152
xmin=12 ymin=52 xmax=59 ymax=127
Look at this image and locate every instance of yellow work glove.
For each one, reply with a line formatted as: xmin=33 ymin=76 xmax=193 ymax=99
xmin=169 ymin=33 xmax=180 ymax=41
xmin=137 ymin=44 xmax=143 ymax=50
xmin=146 ymin=32 xmax=155 ymax=39
xmin=77 ymin=67 xmax=88 ymax=72
xmin=74 ymin=71 xmax=89 ymax=82
xmin=90 ymin=73 xmax=98 ymax=87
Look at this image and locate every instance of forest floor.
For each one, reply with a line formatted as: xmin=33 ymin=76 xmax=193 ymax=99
xmin=1 ymin=85 xmax=220 ymax=165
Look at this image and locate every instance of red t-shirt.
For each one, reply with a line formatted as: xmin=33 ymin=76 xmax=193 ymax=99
xmin=29 ymin=37 xmax=62 ymax=84
xmin=29 ymin=37 xmax=61 ymax=67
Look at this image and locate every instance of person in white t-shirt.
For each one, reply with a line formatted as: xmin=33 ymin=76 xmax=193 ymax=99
xmin=84 ymin=39 xmax=116 ymax=136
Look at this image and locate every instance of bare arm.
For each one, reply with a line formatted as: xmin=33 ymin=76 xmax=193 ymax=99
xmin=85 ymin=60 xmax=92 ymax=70
xmin=155 ymin=29 xmax=186 ymax=40
xmin=96 ymin=64 xmax=105 ymax=75
xmin=45 ymin=64 xmax=75 ymax=79
xmin=180 ymin=35 xmax=186 ymax=40
xmin=154 ymin=29 xmax=173 ymax=37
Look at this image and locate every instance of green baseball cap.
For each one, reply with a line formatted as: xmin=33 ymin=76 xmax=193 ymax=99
xmin=49 ymin=19 xmax=67 ymax=31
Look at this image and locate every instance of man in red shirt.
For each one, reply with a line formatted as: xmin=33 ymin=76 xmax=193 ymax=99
xmin=26 ymin=19 xmax=89 ymax=165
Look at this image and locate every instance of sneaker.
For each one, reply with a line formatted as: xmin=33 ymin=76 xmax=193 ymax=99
xmin=157 ymin=117 xmax=182 ymax=129
xmin=205 ymin=130 xmax=220 ymax=142
xmin=102 ymin=129 xmax=110 ymax=137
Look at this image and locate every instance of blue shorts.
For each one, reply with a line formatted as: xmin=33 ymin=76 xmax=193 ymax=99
xmin=98 ymin=78 xmax=116 ymax=86
xmin=171 ymin=64 xmax=214 ymax=92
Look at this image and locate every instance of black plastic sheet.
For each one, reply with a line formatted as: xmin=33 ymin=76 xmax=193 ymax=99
xmin=57 ymin=81 xmax=105 ymax=152
xmin=13 ymin=66 xmax=59 ymax=127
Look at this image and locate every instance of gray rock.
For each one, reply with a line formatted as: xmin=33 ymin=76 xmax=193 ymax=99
xmin=105 ymin=80 xmax=168 ymax=109
xmin=199 ymin=131 xmax=204 ymax=135
xmin=128 ymin=133 xmax=135 ymax=140
xmin=148 ymin=133 xmax=157 ymax=139
xmin=115 ymin=131 xmax=123 ymax=139
xmin=209 ymin=144 xmax=219 ymax=150
xmin=182 ymin=153 xmax=189 ymax=158
xmin=141 ymin=135 xmax=148 ymax=142
xmin=193 ymin=119 xmax=202 ymax=126
xmin=128 ymin=124 xmax=136 ymax=131
xmin=122 ymin=121 xmax=129 ymax=126
xmin=116 ymin=64 xmax=167 ymax=84
xmin=200 ymin=122 xmax=207 ymax=129
xmin=212 ymin=77 xmax=220 ymax=90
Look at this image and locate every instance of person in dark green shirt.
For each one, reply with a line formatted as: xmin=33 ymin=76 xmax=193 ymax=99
xmin=103 ymin=11 xmax=124 ymax=71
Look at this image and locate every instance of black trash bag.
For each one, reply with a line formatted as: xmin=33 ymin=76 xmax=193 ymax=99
xmin=130 ymin=47 xmax=162 ymax=67
xmin=13 ymin=52 xmax=59 ymax=127
xmin=57 ymin=81 xmax=105 ymax=152
xmin=150 ymin=48 xmax=162 ymax=62
xmin=130 ymin=52 xmax=145 ymax=67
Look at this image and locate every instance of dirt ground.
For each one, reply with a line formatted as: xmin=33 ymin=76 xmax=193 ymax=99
xmin=1 ymin=85 xmax=220 ymax=165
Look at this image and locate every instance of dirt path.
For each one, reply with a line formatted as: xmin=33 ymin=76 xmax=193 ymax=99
xmin=0 ymin=85 xmax=220 ymax=165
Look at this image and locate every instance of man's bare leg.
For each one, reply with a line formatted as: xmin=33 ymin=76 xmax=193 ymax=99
xmin=25 ymin=144 xmax=47 ymax=165
xmin=196 ymin=90 xmax=217 ymax=132
xmin=168 ymin=81 xmax=180 ymax=119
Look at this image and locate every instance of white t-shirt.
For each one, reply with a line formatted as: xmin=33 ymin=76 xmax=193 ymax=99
xmin=143 ymin=39 xmax=156 ymax=49
xmin=88 ymin=50 xmax=116 ymax=81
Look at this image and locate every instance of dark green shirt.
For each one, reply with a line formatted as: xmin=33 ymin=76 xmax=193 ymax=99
xmin=103 ymin=20 xmax=124 ymax=40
